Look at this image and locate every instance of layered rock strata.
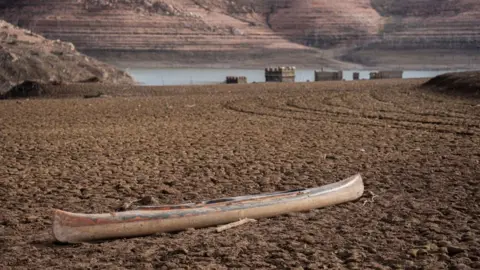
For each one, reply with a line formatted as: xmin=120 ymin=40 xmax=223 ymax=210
xmin=0 ymin=0 xmax=478 ymax=66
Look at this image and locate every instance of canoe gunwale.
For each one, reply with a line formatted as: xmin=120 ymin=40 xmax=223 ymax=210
xmin=134 ymin=188 xmax=306 ymax=211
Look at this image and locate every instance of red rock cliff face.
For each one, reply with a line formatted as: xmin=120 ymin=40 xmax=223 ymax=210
xmin=370 ymin=0 xmax=480 ymax=49
xmin=267 ymin=0 xmax=383 ymax=48
xmin=0 ymin=0 xmax=478 ymax=63
xmin=0 ymin=0 xmax=307 ymax=52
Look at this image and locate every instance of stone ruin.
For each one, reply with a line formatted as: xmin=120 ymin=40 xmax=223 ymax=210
xmin=370 ymin=71 xmax=403 ymax=80
xmin=353 ymin=72 xmax=360 ymax=80
xmin=314 ymin=70 xmax=343 ymax=81
xmin=226 ymin=76 xmax=247 ymax=84
xmin=265 ymin=67 xmax=296 ymax=83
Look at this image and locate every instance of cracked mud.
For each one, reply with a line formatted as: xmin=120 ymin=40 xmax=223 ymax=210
xmin=1 ymin=79 xmax=479 ymax=269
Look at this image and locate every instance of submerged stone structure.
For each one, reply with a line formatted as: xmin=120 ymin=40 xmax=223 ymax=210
xmin=314 ymin=70 xmax=343 ymax=81
xmin=226 ymin=76 xmax=247 ymax=84
xmin=265 ymin=67 xmax=296 ymax=82
xmin=370 ymin=71 xmax=403 ymax=80
xmin=353 ymin=72 xmax=360 ymax=80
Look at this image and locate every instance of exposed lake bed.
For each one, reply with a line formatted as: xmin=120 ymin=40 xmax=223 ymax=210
xmin=1 ymin=78 xmax=479 ymax=269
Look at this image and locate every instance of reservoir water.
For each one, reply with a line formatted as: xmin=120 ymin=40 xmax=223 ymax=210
xmin=125 ymin=68 xmax=458 ymax=86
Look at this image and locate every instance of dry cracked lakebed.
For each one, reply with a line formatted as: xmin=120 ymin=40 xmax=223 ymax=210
xmin=0 ymin=79 xmax=479 ymax=269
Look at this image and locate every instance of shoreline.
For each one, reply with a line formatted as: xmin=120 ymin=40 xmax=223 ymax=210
xmin=115 ymin=61 xmax=480 ymax=72
xmin=83 ymin=48 xmax=480 ymax=71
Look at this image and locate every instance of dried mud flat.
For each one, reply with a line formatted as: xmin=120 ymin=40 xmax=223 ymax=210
xmin=0 ymin=79 xmax=479 ymax=269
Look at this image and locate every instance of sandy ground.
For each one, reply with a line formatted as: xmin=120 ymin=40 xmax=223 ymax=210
xmin=0 ymin=79 xmax=479 ymax=269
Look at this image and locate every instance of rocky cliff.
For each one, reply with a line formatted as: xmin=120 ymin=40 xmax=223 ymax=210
xmin=370 ymin=0 xmax=480 ymax=49
xmin=0 ymin=19 xmax=133 ymax=95
xmin=0 ymin=0 xmax=479 ymax=68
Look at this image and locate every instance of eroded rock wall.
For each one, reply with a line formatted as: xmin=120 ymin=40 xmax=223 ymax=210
xmin=0 ymin=0 xmax=478 ymax=60
xmin=0 ymin=19 xmax=134 ymax=94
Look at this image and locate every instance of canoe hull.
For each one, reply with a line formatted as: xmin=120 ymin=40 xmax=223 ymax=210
xmin=53 ymin=174 xmax=364 ymax=243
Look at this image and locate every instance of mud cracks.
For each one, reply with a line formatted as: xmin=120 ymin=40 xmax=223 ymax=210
xmin=225 ymin=88 xmax=480 ymax=136
xmin=1 ymin=79 xmax=479 ymax=269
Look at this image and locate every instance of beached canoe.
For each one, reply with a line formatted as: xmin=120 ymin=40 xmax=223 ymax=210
xmin=52 ymin=174 xmax=364 ymax=243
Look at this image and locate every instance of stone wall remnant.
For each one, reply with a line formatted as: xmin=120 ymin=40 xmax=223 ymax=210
xmin=226 ymin=76 xmax=247 ymax=84
xmin=314 ymin=70 xmax=343 ymax=81
xmin=265 ymin=66 xmax=296 ymax=83
xmin=370 ymin=71 xmax=403 ymax=79
xmin=353 ymin=72 xmax=360 ymax=80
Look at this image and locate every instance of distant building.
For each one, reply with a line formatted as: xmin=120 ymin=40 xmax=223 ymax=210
xmin=353 ymin=72 xmax=360 ymax=80
xmin=226 ymin=76 xmax=247 ymax=84
xmin=370 ymin=71 xmax=403 ymax=80
xmin=314 ymin=70 xmax=343 ymax=81
xmin=265 ymin=67 xmax=296 ymax=82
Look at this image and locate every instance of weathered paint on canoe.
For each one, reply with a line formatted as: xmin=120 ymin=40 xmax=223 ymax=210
xmin=52 ymin=174 xmax=364 ymax=243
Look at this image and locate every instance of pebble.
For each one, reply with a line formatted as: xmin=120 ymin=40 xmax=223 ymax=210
xmin=423 ymin=243 xmax=439 ymax=252
xmin=24 ymin=215 xmax=38 ymax=223
xmin=409 ymin=249 xmax=419 ymax=257
xmin=426 ymin=223 xmax=441 ymax=233
xmin=171 ymin=247 xmax=188 ymax=255
xmin=417 ymin=249 xmax=428 ymax=256
xmin=336 ymin=249 xmax=365 ymax=263
xmin=409 ymin=248 xmax=428 ymax=257
xmin=325 ymin=154 xmax=337 ymax=160
xmin=438 ymin=240 xmax=451 ymax=247
xmin=369 ymin=262 xmax=387 ymax=270
xmin=451 ymin=263 xmax=470 ymax=270
xmin=138 ymin=195 xmax=159 ymax=205
xmin=3 ymin=217 xmax=18 ymax=227
xmin=302 ymin=235 xmax=315 ymax=244
xmin=438 ymin=253 xmax=450 ymax=261
xmin=346 ymin=262 xmax=359 ymax=269
xmin=447 ymin=245 xmax=465 ymax=256
xmin=461 ymin=232 xmax=474 ymax=242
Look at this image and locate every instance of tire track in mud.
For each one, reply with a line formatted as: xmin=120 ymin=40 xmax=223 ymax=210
xmin=274 ymin=87 xmax=479 ymax=133
xmin=313 ymin=88 xmax=480 ymax=122
xmin=285 ymin=102 xmax=480 ymax=130
xmin=368 ymin=88 xmax=480 ymax=120
xmin=225 ymin=97 xmax=479 ymax=136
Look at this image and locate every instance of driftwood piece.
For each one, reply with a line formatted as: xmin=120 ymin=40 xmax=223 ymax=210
xmin=216 ymin=218 xmax=257 ymax=232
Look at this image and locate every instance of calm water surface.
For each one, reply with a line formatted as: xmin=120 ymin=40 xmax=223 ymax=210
xmin=126 ymin=68 xmax=458 ymax=86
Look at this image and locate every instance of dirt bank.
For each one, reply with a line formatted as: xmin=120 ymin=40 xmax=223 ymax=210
xmin=424 ymin=71 xmax=480 ymax=98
